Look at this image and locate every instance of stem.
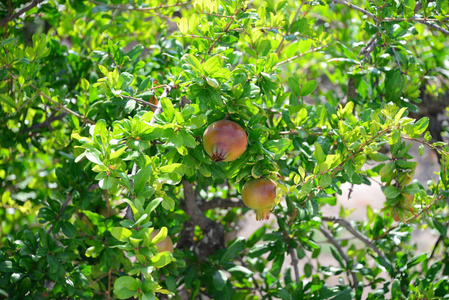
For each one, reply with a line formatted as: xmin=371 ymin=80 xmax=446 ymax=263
xmin=31 ymin=84 xmax=95 ymax=124
xmin=87 ymin=0 xmax=190 ymax=12
xmin=332 ymin=0 xmax=449 ymax=36
xmin=207 ymin=8 xmax=242 ymax=54
xmin=276 ymin=45 xmax=327 ymax=66
xmin=121 ymin=94 xmax=158 ymax=109
xmin=47 ymin=193 xmax=72 ymax=234
xmin=275 ymin=0 xmax=304 ymax=55
xmin=0 ymin=0 xmax=45 ymax=27
xmin=375 ymin=195 xmax=444 ymax=240
xmin=320 ymin=225 xmax=358 ymax=289
xmin=321 ymin=216 xmax=387 ymax=262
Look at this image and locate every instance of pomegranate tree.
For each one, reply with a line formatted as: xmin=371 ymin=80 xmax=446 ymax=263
xmin=241 ymin=178 xmax=277 ymax=221
xmin=203 ymin=120 xmax=248 ymax=162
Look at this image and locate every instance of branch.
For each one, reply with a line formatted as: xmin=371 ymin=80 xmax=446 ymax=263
xmin=320 ymin=225 xmax=358 ymax=289
xmin=120 ymin=94 xmax=158 ymax=109
xmin=321 ymin=216 xmax=387 ymax=261
xmin=332 ymin=0 xmax=449 ymax=36
xmin=0 ymin=0 xmax=44 ymax=27
xmin=47 ymin=193 xmax=72 ymax=234
xmin=207 ymin=8 xmax=242 ymax=54
xmin=124 ymin=82 xmax=175 ymax=221
xmin=332 ymin=0 xmax=378 ymax=21
xmin=275 ymin=0 xmax=304 ymax=55
xmin=24 ymin=112 xmax=66 ymax=133
xmin=30 ymin=84 xmax=95 ymax=125
xmin=87 ymin=0 xmax=190 ymax=12
xmin=374 ymin=195 xmax=444 ymax=240
xmin=199 ymin=197 xmax=246 ymax=211
xmin=149 ymin=82 xmax=175 ymax=125
xmin=276 ymin=45 xmax=327 ymax=66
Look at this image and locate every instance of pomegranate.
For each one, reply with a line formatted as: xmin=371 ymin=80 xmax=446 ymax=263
xmin=203 ymin=120 xmax=247 ymax=162
xmin=151 ymin=230 xmax=174 ymax=254
xmin=241 ymin=178 xmax=277 ymax=221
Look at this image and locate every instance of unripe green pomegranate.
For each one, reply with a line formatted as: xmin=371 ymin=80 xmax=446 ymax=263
xmin=241 ymin=178 xmax=277 ymax=221
xmin=151 ymin=230 xmax=174 ymax=254
xmin=203 ymin=120 xmax=247 ymax=162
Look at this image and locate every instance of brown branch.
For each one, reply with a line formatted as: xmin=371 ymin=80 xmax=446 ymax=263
xmin=120 ymin=94 xmax=158 ymax=108
xmin=322 ymin=216 xmax=387 ymax=261
xmin=199 ymin=197 xmax=246 ymax=211
xmin=24 ymin=112 xmax=66 ymax=133
xmin=275 ymin=0 xmax=304 ymax=55
xmin=87 ymin=0 xmax=190 ymax=12
xmin=332 ymin=0 xmax=449 ymax=36
xmin=332 ymin=0 xmax=378 ymax=21
xmin=207 ymin=8 xmax=242 ymax=54
xmin=30 ymin=84 xmax=95 ymax=124
xmin=0 ymin=0 xmax=44 ymax=27
xmin=149 ymin=81 xmax=175 ymax=125
xmin=47 ymin=193 xmax=72 ymax=234
xmin=276 ymin=45 xmax=327 ymax=66
xmin=374 ymin=195 xmax=444 ymax=240
xmin=320 ymin=225 xmax=359 ymax=289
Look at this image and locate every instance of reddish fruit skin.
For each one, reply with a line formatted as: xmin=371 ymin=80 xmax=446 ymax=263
xmin=203 ymin=120 xmax=247 ymax=162
xmin=151 ymin=230 xmax=174 ymax=254
xmin=241 ymin=178 xmax=277 ymax=221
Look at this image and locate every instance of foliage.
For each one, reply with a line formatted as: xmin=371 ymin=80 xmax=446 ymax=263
xmin=1 ymin=0 xmax=449 ymax=299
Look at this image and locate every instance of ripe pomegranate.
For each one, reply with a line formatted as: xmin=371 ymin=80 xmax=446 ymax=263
xmin=203 ymin=120 xmax=247 ymax=162
xmin=151 ymin=230 xmax=174 ymax=254
xmin=241 ymin=178 xmax=277 ymax=221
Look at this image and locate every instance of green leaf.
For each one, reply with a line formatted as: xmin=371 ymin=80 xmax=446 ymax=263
xmin=161 ymin=98 xmax=175 ymax=122
xmin=161 ymin=196 xmax=175 ymax=211
xmin=111 ymin=227 xmax=132 ymax=242
xmin=134 ymin=165 xmax=152 ymax=194
xmin=414 ymin=117 xmax=429 ymax=135
xmin=227 ymin=266 xmax=254 ymax=278
xmin=264 ymin=139 xmax=291 ymax=155
xmin=221 ymin=237 xmax=246 ymax=263
xmin=385 ymin=70 xmax=404 ymax=101
xmin=159 ymin=163 xmax=185 ymax=175
xmin=151 ymin=227 xmax=168 ymax=244
xmin=212 ymin=270 xmax=227 ymax=291
xmin=150 ymin=252 xmax=172 ymax=268
xmin=301 ymin=80 xmax=317 ymax=97
xmin=391 ymin=278 xmax=400 ymax=300
xmin=313 ymin=143 xmax=325 ymax=164
xmin=203 ymin=56 xmax=222 ymax=75
xmin=145 ymin=198 xmax=163 ymax=214
xmin=384 ymin=185 xmax=401 ymax=199
xmin=113 ymin=276 xmax=139 ymax=299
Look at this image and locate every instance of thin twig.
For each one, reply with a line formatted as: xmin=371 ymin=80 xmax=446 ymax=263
xmin=121 ymin=94 xmax=158 ymax=108
xmin=374 ymin=195 xmax=444 ymax=240
xmin=87 ymin=0 xmax=190 ymax=12
xmin=321 ymin=216 xmax=387 ymax=261
xmin=276 ymin=45 xmax=327 ymax=66
xmin=124 ymin=82 xmax=175 ymax=221
xmin=332 ymin=0 xmax=449 ymax=36
xmin=0 ymin=0 xmax=45 ymax=27
xmin=47 ymin=193 xmax=72 ymax=234
xmin=288 ymin=246 xmax=300 ymax=282
xmin=332 ymin=0 xmax=378 ymax=21
xmin=320 ymin=225 xmax=358 ymax=289
xmin=31 ymin=84 xmax=95 ymax=124
xmin=391 ymin=47 xmax=404 ymax=75
xmin=149 ymin=82 xmax=175 ymax=125
xmin=207 ymin=8 xmax=242 ymax=54
xmin=275 ymin=0 xmax=304 ymax=55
